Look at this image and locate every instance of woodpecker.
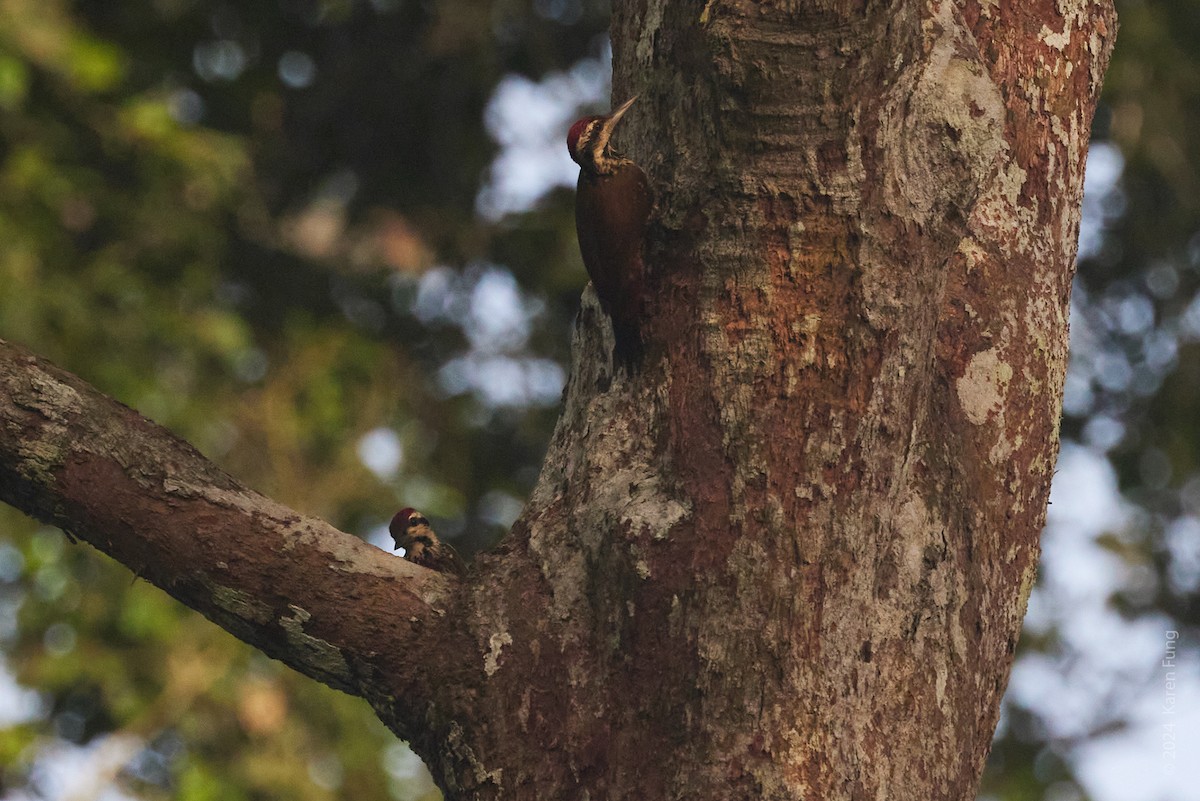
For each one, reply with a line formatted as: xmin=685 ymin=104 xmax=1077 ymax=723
xmin=567 ymin=96 xmax=653 ymax=369
xmin=389 ymin=508 xmax=466 ymax=575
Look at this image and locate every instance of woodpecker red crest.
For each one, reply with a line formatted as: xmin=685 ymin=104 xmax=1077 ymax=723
xmin=567 ymin=96 xmax=652 ymax=369
xmin=389 ymin=508 xmax=466 ymax=575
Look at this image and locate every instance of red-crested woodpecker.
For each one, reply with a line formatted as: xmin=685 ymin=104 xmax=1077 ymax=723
xmin=567 ymin=96 xmax=653 ymax=369
xmin=389 ymin=508 xmax=466 ymax=575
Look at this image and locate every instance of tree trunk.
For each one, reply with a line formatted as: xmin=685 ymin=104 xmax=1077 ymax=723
xmin=0 ymin=1 xmax=1115 ymax=799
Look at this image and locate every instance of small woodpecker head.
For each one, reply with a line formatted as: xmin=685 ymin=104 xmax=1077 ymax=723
xmin=567 ymin=96 xmax=637 ymax=175
xmin=389 ymin=507 xmax=433 ymax=555
xmin=389 ymin=507 xmax=466 ymax=575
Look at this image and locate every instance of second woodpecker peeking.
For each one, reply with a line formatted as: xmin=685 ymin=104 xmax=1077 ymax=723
xmin=567 ymin=96 xmax=653 ymax=370
xmin=391 ymin=508 xmax=466 ymax=575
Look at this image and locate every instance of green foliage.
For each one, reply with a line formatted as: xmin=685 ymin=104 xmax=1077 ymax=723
xmin=0 ymin=0 xmax=607 ymax=796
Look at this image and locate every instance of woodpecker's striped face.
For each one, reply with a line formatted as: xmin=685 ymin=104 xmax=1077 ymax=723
xmin=389 ymin=507 xmax=432 ymax=552
xmin=567 ymin=117 xmax=602 ymax=167
xmin=566 ymin=96 xmax=637 ymax=174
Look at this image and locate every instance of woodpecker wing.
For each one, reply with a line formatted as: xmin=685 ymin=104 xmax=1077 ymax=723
xmin=575 ymin=162 xmax=653 ymax=367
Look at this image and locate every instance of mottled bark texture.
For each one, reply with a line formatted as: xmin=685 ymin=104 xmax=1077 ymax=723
xmin=0 ymin=1 xmax=1115 ymax=798
xmin=0 ymin=339 xmax=466 ymax=752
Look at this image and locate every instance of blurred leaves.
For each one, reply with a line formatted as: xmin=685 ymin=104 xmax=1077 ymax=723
xmin=0 ymin=0 xmax=606 ymax=797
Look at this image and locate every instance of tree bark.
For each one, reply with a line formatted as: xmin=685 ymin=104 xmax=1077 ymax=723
xmin=0 ymin=339 xmax=466 ymax=749
xmin=0 ymin=1 xmax=1115 ymax=799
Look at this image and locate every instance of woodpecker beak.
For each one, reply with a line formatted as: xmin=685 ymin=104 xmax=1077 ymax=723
xmin=601 ymin=96 xmax=636 ymax=138
xmin=592 ymin=96 xmax=637 ymax=161
xmin=394 ymin=524 xmax=415 ymax=551
xmin=607 ymin=95 xmax=637 ymax=127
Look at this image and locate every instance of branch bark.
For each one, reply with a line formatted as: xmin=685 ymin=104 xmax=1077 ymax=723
xmin=0 ymin=338 xmax=464 ymax=742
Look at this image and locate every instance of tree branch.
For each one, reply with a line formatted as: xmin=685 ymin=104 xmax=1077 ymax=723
xmin=0 ymin=337 xmax=459 ymax=734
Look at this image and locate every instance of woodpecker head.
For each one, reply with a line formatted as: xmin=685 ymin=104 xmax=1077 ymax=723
xmin=567 ymin=96 xmax=637 ymax=176
xmin=389 ymin=507 xmax=433 ymax=557
xmin=389 ymin=507 xmax=467 ymax=575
